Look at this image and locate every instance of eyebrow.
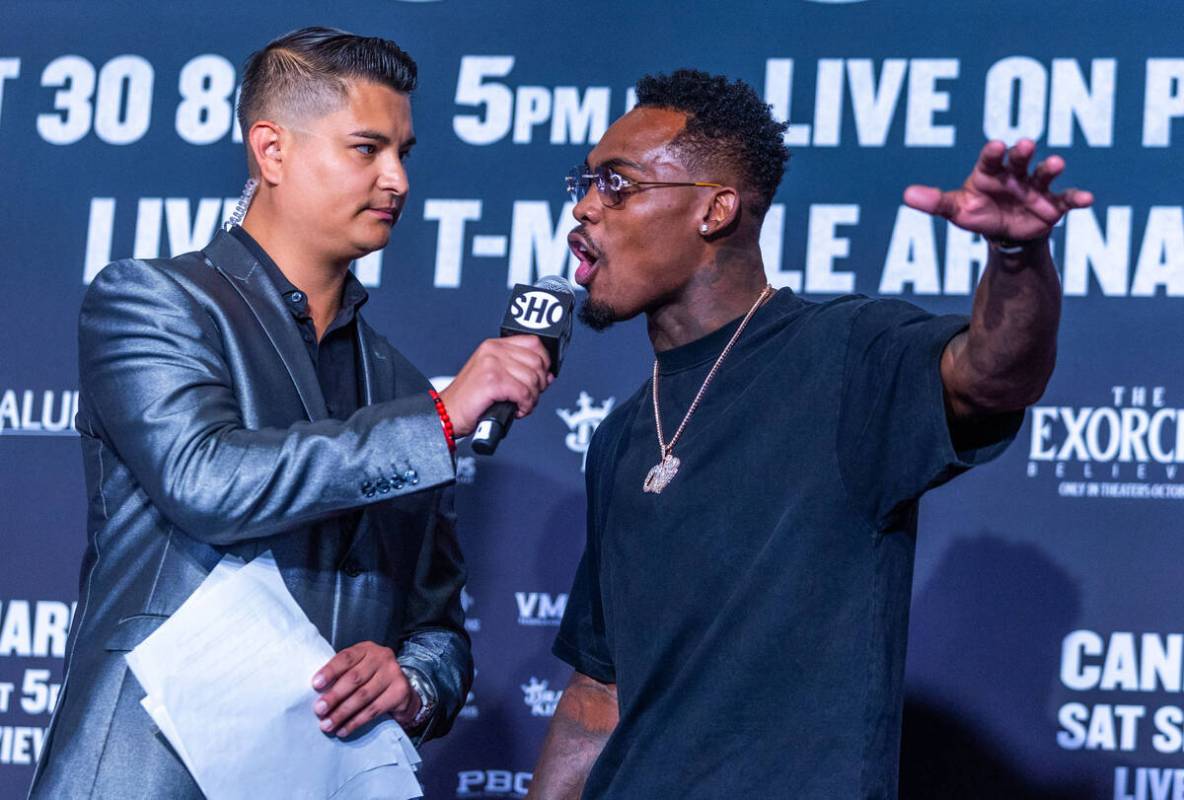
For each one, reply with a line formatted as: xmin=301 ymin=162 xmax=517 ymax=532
xmin=589 ymin=156 xmax=646 ymax=173
xmin=349 ymin=129 xmax=390 ymax=143
xmin=348 ymin=130 xmax=417 ymax=149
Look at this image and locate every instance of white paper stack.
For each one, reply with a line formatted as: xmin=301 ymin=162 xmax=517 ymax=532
xmin=125 ymin=553 xmax=423 ymax=800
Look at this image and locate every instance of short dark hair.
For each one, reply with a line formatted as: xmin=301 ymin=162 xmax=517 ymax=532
xmin=237 ymin=27 xmax=418 ymax=172
xmin=634 ymin=69 xmax=789 ymax=219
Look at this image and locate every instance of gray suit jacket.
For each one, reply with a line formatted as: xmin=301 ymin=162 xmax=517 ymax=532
xmin=29 ymin=230 xmax=472 ymax=799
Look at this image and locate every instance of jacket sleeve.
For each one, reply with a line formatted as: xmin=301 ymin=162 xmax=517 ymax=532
xmin=394 ymin=484 xmax=474 ymax=743
xmin=78 ymin=258 xmax=455 ymax=545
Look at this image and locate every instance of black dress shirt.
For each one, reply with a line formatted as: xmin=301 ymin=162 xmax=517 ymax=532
xmin=229 ymin=225 xmax=369 ymax=421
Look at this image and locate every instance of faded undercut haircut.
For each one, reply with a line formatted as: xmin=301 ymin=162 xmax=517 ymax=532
xmin=237 ymin=26 xmax=418 ymax=174
xmin=635 ymin=69 xmax=790 ymax=219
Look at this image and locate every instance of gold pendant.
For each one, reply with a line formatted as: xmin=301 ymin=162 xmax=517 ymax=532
xmin=643 ymin=454 xmax=681 ymax=494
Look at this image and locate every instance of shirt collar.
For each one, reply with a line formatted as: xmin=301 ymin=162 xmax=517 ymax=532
xmin=655 ymin=288 xmax=788 ymax=375
xmin=228 ymin=225 xmax=369 ymax=319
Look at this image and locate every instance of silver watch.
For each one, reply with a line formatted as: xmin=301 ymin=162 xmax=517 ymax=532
xmin=401 ymin=666 xmax=437 ymax=729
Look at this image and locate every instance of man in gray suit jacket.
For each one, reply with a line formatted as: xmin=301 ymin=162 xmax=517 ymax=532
xmin=29 ymin=27 xmax=553 ymax=798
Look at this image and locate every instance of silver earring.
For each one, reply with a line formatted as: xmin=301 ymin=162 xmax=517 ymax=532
xmin=224 ymin=178 xmax=259 ymax=231
xmin=699 ymin=223 xmax=709 ymax=234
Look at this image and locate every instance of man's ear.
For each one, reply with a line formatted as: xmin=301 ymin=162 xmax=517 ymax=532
xmin=698 ymin=187 xmax=741 ymax=237
xmin=247 ymin=120 xmax=284 ymax=185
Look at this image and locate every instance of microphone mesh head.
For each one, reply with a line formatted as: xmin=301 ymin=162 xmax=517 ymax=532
xmin=535 ymin=275 xmax=575 ymax=299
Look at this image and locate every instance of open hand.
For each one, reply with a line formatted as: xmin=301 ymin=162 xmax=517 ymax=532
xmin=903 ymin=138 xmax=1093 ymax=242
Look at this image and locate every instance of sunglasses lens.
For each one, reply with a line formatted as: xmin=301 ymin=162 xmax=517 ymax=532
xmin=594 ymin=166 xmax=621 ymax=206
xmin=566 ymin=166 xmax=589 ymax=203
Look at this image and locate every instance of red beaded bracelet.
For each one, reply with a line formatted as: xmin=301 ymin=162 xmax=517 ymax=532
xmin=428 ymin=389 xmax=456 ymax=453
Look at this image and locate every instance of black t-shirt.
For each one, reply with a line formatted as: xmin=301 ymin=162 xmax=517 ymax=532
xmin=554 ymin=290 xmax=1019 ymax=800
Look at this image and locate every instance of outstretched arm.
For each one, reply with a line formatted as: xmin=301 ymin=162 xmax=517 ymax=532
xmin=904 ymin=138 xmax=1094 ymax=419
xmin=526 ymin=672 xmax=619 ymax=800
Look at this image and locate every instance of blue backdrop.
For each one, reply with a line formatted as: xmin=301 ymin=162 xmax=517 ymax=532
xmin=2 ymin=1 xmax=1183 ymax=797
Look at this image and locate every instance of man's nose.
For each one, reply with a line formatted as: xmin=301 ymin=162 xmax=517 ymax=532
xmin=572 ymin=188 xmax=601 ymax=223
xmin=378 ymin=151 xmax=409 ymax=196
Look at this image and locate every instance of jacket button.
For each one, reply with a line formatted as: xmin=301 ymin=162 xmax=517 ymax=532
xmin=344 ymin=561 xmax=363 ymax=578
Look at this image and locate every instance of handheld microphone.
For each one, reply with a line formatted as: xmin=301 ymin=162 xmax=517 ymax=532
xmin=470 ymin=276 xmax=575 ymax=456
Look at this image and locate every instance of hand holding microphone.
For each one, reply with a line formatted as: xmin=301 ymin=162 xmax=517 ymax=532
xmin=440 ymin=337 xmax=552 ymax=435
xmin=440 ymin=276 xmax=575 ymax=454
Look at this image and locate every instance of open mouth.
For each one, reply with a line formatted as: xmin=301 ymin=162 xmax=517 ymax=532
xmin=568 ymin=231 xmax=601 ymax=286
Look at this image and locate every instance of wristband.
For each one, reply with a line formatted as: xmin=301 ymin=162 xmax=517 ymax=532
xmin=428 ymin=389 xmax=456 ymax=453
xmin=986 ymin=235 xmax=1043 ymax=256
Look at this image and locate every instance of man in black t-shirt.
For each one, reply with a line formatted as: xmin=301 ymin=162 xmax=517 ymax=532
xmin=526 ymin=69 xmax=1092 ymax=800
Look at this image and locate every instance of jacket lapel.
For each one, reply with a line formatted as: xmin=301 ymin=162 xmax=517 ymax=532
xmin=201 ymin=229 xmax=328 ymax=421
xmin=356 ymin=318 xmax=393 ymax=406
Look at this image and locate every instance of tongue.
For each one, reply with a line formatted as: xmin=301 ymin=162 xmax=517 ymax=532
xmin=575 ymin=258 xmax=597 ymax=285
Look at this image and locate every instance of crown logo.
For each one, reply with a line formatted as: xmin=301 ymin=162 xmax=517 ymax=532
xmin=521 ymin=676 xmax=562 ymax=716
xmin=556 ymin=391 xmax=615 ymax=471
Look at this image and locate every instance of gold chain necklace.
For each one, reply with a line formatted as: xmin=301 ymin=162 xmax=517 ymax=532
xmin=642 ymin=284 xmax=774 ymax=494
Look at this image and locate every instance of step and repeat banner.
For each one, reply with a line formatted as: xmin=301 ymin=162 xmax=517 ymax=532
xmin=2 ymin=1 xmax=1181 ymax=797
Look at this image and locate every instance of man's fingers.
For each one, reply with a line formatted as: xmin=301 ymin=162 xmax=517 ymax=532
xmin=1006 ymin=138 xmax=1036 ymax=177
xmin=1032 ymin=156 xmax=1065 ymax=192
xmin=311 ymin=643 xmax=409 ymax=737
xmin=336 ymin=684 xmax=413 ymax=738
xmin=1057 ymin=188 xmax=1095 ymax=211
xmin=976 ymin=139 xmax=1008 ymax=175
xmin=320 ymin=673 xmax=380 ymax=733
xmin=486 ymin=336 xmax=551 ymax=411
xmin=314 ymin=655 xmax=380 ymax=720
xmin=500 ymin=334 xmax=549 ymax=355
xmin=466 ymin=358 xmax=545 ymax=419
xmin=498 ymin=339 xmax=551 ymax=377
xmin=444 ymin=334 xmax=556 ymax=433
xmin=500 ymin=361 xmax=546 ymax=403
xmin=484 ymin=343 xmax=549 ymax=406
xmin=903 ymin=185 xmax=958 ymax=219
xmin=499 ymin=335 xmax=552 ymax=372
xmin=323 ymin=672 xmax=394 ymax=736
xmin=474 ymin=337 xmax=550 ymax=382
xmin=312 ymin=646 xmax=362 ymax=691
xmin=1023 ymin=194 xmax=1067 ymax=227
xmin=907 ymin=138 xmax=1089 ymax=238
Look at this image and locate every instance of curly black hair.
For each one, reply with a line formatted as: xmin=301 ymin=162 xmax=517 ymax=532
xmin=635 ymin=69 xmax=789 ymax=219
